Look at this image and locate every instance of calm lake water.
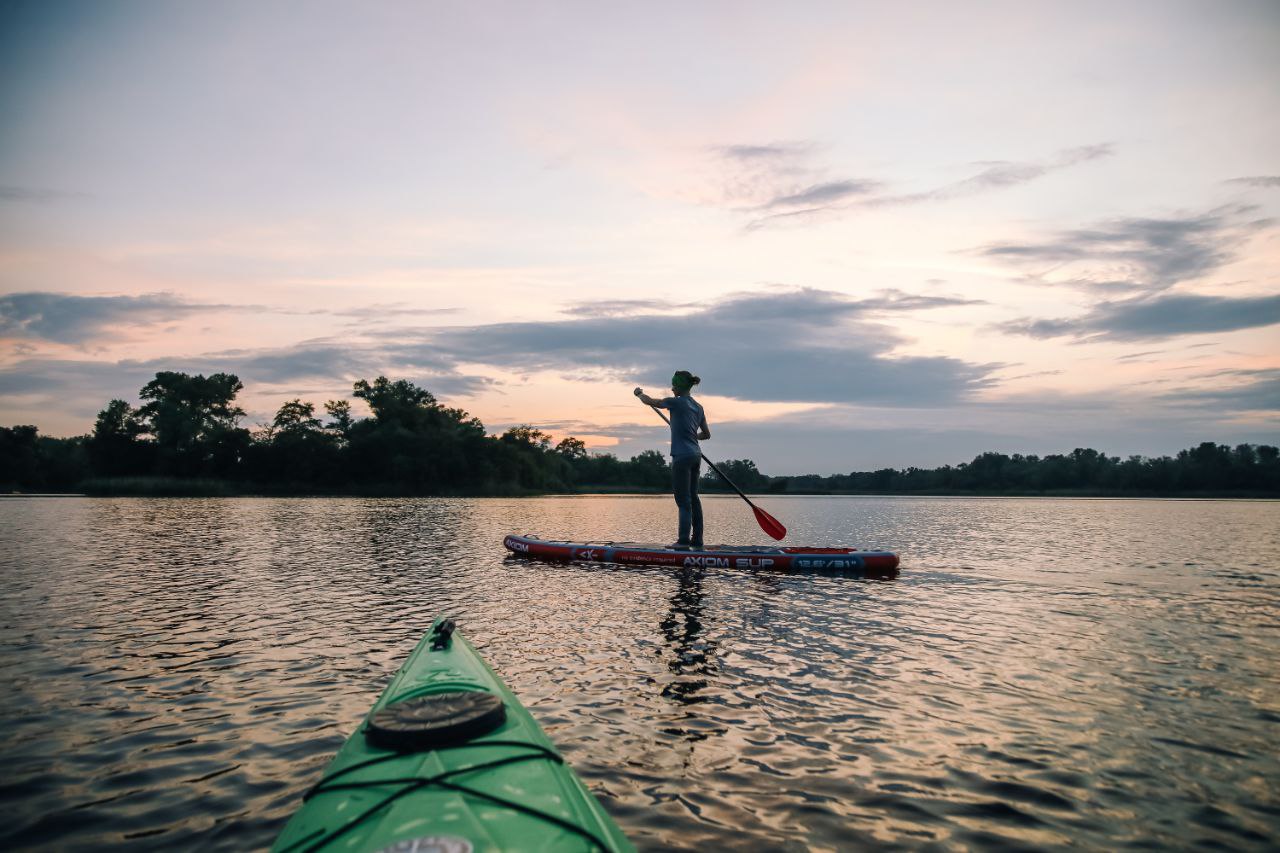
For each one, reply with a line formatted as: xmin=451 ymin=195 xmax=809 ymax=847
xmin=1 ymin=495 xmax=1277 ymax=851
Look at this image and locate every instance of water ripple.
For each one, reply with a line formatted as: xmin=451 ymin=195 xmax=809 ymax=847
xmin=0 ymin=496 xmax=1277 ymax=850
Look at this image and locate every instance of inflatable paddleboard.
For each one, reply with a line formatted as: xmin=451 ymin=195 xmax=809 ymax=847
xmin=503 ymin=534 xmax=899 ymax=578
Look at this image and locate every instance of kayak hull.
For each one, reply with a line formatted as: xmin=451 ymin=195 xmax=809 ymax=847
xmin=272 ymin=618 xmax=633 ymax=853
xmin=503 ymin=534 xmax=900 ymax=578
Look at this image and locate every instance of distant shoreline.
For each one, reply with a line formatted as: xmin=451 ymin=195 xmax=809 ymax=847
xmin=5 ymin=482 xmax=1276 ymax=500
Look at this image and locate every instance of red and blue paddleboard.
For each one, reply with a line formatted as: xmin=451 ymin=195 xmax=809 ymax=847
xmin=503 ymin=534 xmax=899 ymax=578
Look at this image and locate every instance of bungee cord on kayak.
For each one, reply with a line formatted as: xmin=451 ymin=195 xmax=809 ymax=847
xmin=286 ymin=747 xmax=614 ymax=853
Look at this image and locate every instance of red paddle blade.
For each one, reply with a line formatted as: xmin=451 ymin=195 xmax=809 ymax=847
xmin=753 ymin=505 xmax=787 ymax=541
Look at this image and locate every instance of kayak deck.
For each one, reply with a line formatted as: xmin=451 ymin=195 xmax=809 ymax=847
xmin=273 ymin=617 xmax=633 ymax=853
xmin=503 ymin=534 xmax=900 ymax=578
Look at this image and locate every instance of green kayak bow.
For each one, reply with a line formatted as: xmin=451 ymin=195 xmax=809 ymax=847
xmin=273 ymin=618 xmax=633 ymax=853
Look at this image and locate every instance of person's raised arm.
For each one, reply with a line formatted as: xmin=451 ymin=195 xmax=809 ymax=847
xmin=634 ymin=387 xmax=667 ymax=408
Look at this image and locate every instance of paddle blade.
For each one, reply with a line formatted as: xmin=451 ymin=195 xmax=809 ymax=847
xmin=753 ymin=505 xmax=787 ymax=540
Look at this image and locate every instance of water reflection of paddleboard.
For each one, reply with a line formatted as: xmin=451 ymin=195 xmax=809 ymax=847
xmin=503 ymin=534 xmax=900 ymax=578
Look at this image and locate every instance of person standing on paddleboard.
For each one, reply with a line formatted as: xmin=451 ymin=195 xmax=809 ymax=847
xmin=635 ymin=371 xmax=711 ymax=549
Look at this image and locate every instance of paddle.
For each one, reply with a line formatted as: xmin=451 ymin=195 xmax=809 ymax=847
xmin=642 ymin=401 xmax=787 ymax=541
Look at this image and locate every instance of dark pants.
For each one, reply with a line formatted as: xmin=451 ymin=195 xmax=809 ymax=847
xmin=672 ymin=455 xmax=703 ymax=545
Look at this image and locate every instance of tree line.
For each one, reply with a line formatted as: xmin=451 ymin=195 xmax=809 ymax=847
xmin=0 ymin=370 xmax=1276 ymax=496
xmin=775 ymin=445 xmax=1279 ymax=495
xmin=0 ymin=371 xmax=671 ymax=494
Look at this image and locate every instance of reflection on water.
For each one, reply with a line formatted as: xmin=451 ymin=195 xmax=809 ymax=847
xmin=0 ymin=495 xmax=1278 ymax=850
xmin=660 ymin=567 xmax=716 ymax=716
xmin=630 ymin=565 xmax=725 ymax=793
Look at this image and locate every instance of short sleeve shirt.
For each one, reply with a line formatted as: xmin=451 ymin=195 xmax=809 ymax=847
xmin=662 ymin=395 xmax=706 ymax=459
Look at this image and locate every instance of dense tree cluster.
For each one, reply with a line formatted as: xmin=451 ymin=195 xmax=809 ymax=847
xmin=0 ymin=372 xmax=676 ymax=494
xmin=1 ymin=370 xmax=1276 ymax=496
xmin=700 ymin=459 xmax=771 ymax=492
xmin=0 ymin=424 xmax=88 ymax=492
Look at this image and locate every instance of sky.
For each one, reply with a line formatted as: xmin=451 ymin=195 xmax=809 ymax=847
xmin=1 ymin=0 xmax=1277 ymax=474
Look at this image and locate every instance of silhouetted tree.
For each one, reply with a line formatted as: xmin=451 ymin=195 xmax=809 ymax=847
xmin=242 ymin=399 xmax=341 ymax=485
xmin=35 ymin=434 xmax=89 ymax=491
xmin=501 ymin=426 xmax=551 ymax=450
xmin=324 ymin=399 xmax=354 ymax=441
xmin=702 ymin=458 xmax=769 ymax=491
xmin=345 ymin=376 xmax=492 ymax=491
xmin=137 ymin=371 xmax=250 ymax=476
xmin=493 ymin=426 xmax=573 ymax=490
xmin=88 ymin=399 xmax=152 ymax=476
xmin=628 ymin=449 xmax=671 ymax=489
xmin=353 ymin=376 xmax=436 ymax=428
xmin=0 ymin=425 xmax=39 ymax=490
xmin=555 ymin=436 xmax=588 ymax=460
xmin=272 ymin=399 xmax=321 ymax=434
xmin=1 ymin=426 xmax=89 ymax=491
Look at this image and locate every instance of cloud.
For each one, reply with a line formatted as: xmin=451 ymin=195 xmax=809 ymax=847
xmin=1225 ymin=176 xmax=1280 ymax=188
xmin=763 ymin=179 xmax=883 ymax=210
xmin=994 ymin=317 xmax=1080 ymax=339
xmin=4 ymin=292 xmax=1272 ymax=462
xmin=714 ymin=143 xmax=814 ymax=161
xmin=855 ymin=289 xmax=986 ymax=311
xmin=1157 ymin=369 xmax=1280 ymax=413
xmin=998 ymin=368 xmax=1064 ymax=381
xmin=874 ymin=144 xmax=1113 ymax=207
xmin=702 ymin=140 xmax=843 ymax=212
xmin=708 ymin=287 xmax=865 ymax=322
xmin=0 ymin=339 xmax=492 ymax=415
xmin=566 ymin=289 xmax=981 ymax=321
xmin=1162 ymin=368 xmax=1280 ymax=412
xmin=230 ymin=345 xmax=374 ymax=384
xmin=0 ymin=287 xmax=980 ymax=409
xmin=724 ymin=143 xmax=1111 ymax=229
xmin=0 ymin=359 xmax=161 ymax=417
xmin=978 ymin=205 xmax=1272 ymax=294
xmin=0 ymin=185 xmax=87 ymax=202
xmin=0 ymin=291 xmax=467 ymax=343
xmin=0 ymin=291 xmax=238 ymax=344
xmin=745 ymin=178 xmax=885 ymax=229
xmin=560 ymin=298 xmax=696 ymax=318
xmin=187 ymin=339 xmax=478 ymax=391
xmin=996 ymin=292 xmax=1280 ymax=341
xmin=429 ymin=287 xmax=998 ymax=405
xmin=1115 ymin=350 xmax=1165 ymax=362
xmin=330 ymin=304 xmax=461 ymax=320
xmin=694 ymin=141 xmax=882 ymax=228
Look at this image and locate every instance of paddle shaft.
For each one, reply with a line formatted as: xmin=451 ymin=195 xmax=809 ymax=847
xmin=646 ymin=404 xmax=758 ymax=508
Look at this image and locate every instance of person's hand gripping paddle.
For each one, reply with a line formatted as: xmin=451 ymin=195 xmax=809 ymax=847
xmin=637 ymin=391 xmax=786 ymax=541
